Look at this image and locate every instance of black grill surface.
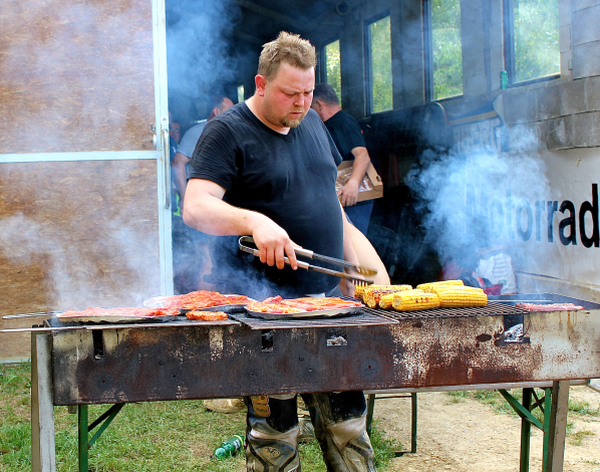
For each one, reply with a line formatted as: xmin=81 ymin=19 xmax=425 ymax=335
xmin=230 ymin=311 xmax=396 ymax=330
xmin=362 ymin=301 xmax=530 ymax=321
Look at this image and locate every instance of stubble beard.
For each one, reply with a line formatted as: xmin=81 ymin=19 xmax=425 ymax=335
xmin=281 ymin=111 xmax=306 ymax=128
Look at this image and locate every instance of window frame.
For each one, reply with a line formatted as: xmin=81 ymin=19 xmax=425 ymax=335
xmin=423 ymin=0 xmax=464 ymax=102
xmin=320 ymin=37 xmax=342 ymax=100
xmin=502 ymin=0 xmax=561 ymax=88
xmin=364 ymin=10 xmax=393 ymax=115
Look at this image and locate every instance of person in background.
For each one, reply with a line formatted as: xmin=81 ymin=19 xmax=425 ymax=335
xmin=170 ymin=97 xmax=233 ymax=294
xmin=311 ymin=83 xmax=375 ymax=235
xmin=172 ymin=96 xmax=234 ymax=209
xmin=183 ymin=31 xmax=376 ymax=472
xmin=169 ymin=119 xmax=181 ymax=158
xmin=168 ymin=114 xmax=182 ymax=214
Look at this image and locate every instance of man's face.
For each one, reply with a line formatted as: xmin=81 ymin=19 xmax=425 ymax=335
xmin=169 ymin=122 xmax=181 ymax=143
xmin=260 ymin=62 xmax=315 ymax=129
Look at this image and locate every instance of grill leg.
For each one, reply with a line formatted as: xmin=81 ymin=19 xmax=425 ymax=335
xmin=366 ymin=394 xmax=375 ymax=436
xmin=545 ymin=381 xmax=569 ymax=472
xmin=79 ymin=406 xmax=89 ymax=472
xmin=410 ymin=392 xmax=418 ymax=453
xmin=365 ymin=392 xmax=418 ymax=455
xmin=31 ymin=332 xmax=56 ymax=472
xmin=520 ymin=388 xmax=532 ymax=472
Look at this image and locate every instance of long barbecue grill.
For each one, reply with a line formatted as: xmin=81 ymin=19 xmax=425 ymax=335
xmin=18 ymin=293 xmax=600 ymax=471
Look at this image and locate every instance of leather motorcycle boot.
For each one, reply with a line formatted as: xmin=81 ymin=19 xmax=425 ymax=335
xmin=302 ymin=392 xmax=376 ymax=472
xmin=245 ymin=394 xmax=301 ymax=472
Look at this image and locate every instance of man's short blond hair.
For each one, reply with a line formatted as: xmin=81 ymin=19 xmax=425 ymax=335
xmin=258 ymin=31 xmax=317 ymax=81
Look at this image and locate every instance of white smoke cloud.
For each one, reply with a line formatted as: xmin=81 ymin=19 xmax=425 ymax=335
xmin=406 ymin=123 xmax=556 ymax=287
xmin=166 ymin=0 xmax=242 ymax=123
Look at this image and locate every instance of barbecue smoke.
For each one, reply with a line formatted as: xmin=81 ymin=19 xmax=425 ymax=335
xmin=405 ymin=122 xmax=555 ymax=291
xmin=166 ymin=0 xmax=242 ymax=126
xmin=0 ymin=212 xmax=158 ymax=312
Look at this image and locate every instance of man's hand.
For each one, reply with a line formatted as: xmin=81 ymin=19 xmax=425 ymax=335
xmin=251 ymin=222 xmax=299 ymax=270
xmin=339 ymin=146 xmax=371 ymax=207
xmin=338 ymin=180 xmax=360 ymax=207
xmin=339 ymin=279 xmax=356 ymax=297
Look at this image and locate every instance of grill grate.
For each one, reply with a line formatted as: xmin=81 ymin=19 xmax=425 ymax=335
xmin=361 ymin=301 xmax=529 ymax=321
xmin=230 ymin=311 xmax=396 ymax=330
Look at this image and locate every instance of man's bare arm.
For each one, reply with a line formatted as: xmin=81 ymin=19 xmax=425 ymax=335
xmin=339 ymin=204 xmax=360 ymax=296
xmin=182 ymin=178 xmax=299 ymax=270
xmin=338 ymin=146 xmax=371 ymax=207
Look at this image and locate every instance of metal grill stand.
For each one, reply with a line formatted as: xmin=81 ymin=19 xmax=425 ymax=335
xmin=27 ymin=294 xmax=600 ymax=472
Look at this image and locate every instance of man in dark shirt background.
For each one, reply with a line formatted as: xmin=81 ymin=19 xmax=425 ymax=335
xmin=312 ymin=83 xmax=375 ymax=235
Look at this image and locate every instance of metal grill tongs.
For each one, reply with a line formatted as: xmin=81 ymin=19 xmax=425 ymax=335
xmin=239 ymin=236 xmax=376 ymax=285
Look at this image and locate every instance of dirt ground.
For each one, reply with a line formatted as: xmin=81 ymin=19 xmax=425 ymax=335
xmin=371 ymin=385 xmax=600 ymax=472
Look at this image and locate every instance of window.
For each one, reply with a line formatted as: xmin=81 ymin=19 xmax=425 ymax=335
xmin=505 ymin=0 xmax=559 ymax=84
xmin=427 ymin=0 xmax=463 ymax=100
xmin=323 ymin=39 xmax=342 ymax=102
xmin=366 ymin=14 xmax=392 ymax=113
xmin=237 ymin=85 xmax=245 ymax=103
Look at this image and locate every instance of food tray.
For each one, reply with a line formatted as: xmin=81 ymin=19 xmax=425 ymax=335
xmin=245 ymin=305 xmax=363 ymax=320
xmin=54 ymin=314 xmax=178 ymax=324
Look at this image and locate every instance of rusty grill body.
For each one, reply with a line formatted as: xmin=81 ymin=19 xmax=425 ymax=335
xmin=46 ymin=294 xmax=600 ymax=406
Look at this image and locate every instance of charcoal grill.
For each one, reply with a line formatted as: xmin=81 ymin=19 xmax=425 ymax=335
xmin=23 ymin=293 xmax=600 ymax=472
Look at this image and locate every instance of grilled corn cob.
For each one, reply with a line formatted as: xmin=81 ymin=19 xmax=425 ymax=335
xmin=430 ymin=285 xmax=487 ymax=308
xmin=354 ymin=284 xmax=410 ymax=302
xmin=391 ymin=289 xmax=440 ymax=312
xmin=417 ymin=279 xmax=464 ymax=292
xmin=362 ymin=285 xmax=412 ymax=308
xmin=378 ymin=289 xmax=415 ymax=309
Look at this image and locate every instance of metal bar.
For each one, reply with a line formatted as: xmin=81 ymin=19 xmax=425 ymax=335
xmin=365 ymin=394 xmax=375 ymax=436
xmin=410 ymin=393 xmax=418 ymax=454
xmin=78 ymin=406 xmax=89 ymax=472
xmin=1 ymin=319 xmax=240 ymax=334
xmin=542 ymin=387 xmax=552 ymax=472
xmin=366 ymin=393 xmax=418 ymax=457
xmin=546 ymin=381 xmax=569 ymax=472
xmin=3 ymin=312 xmax=60 ymax=320
xmin=499 ymin=389 xmax=544 ymax=430
xmin=520 ymin=388 xmax=532 ymax=472
xmin=88 ymin=404 xmax=125 ymax=447
xmin=31 ymin=332 xmax=56 ymax=472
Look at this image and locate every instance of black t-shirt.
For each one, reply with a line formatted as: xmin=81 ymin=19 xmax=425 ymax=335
xmin=188 ymin=103 xmax=343 ymax=298
xmin=323 ymin=110 xmax=366 ymax=161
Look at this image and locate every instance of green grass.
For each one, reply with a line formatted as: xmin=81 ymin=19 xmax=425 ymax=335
xmin=0 ymin=362 xmax=400 ymax=472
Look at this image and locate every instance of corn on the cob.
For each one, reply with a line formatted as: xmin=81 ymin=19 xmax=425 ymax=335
xmin=379 ymin=292 xmax=409 ymax=309
xmin=391 ymin=289 xmax=440 ymax=311
xmin=362 ymin=285 xmax=412 ymax=308
xmin=354 ymin=284 xmax=410 ymax=302
xmin=417 ymin=279 xmax=464 ymax=292
xmin=353 ymin=284 xmax=367 ymax=301
xmin=430 ymin=285 xmax=487 ymax=308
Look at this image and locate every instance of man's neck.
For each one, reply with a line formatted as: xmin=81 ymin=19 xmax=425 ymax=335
xmin=246 ymin=95 xmax=290 ymax=135
xmin=321 ymin=104 xmax=341 ymax=122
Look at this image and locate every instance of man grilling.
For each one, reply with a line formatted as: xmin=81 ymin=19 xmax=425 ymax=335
xmin=183 ymin=31 xmax=376 ymax=472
